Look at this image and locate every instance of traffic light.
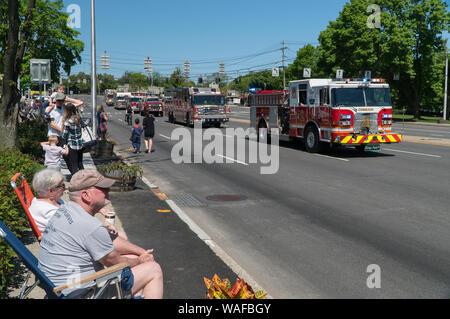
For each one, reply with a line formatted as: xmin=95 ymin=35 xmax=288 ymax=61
xmin=198 ymin=77 xmax=203 ymax=84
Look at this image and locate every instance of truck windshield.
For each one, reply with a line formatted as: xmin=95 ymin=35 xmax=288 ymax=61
xmin=193 ymin=95 xmax=225 ymax=106
xmin=331 ymin=88 xmax=391 ymax=107
xmin=107 ymin=94 xmax=114 ymax=98
xmin=130 ymin=98 xmax=140 ymax=102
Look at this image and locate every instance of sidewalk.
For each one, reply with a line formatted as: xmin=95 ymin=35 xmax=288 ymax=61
xmin=7 ymin=151 xmax=240 ymax=299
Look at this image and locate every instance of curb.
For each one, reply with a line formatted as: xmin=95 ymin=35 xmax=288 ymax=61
xmin=118 ymin=150 xmax=272 ymax=298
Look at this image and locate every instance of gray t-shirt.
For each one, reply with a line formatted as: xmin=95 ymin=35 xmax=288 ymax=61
xmin=38 ymin=201 xmax=114 ymax=296
xmin=42 ymin=145 xmax=66 ymax=168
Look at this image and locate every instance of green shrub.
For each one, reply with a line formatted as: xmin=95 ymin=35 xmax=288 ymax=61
xmin=0 ymin=147 xmax=43 ymax=298
xmin=17 ymin=119 xmax=48 ymax=162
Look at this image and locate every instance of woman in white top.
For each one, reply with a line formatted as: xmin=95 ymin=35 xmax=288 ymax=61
xmin=29 ymin=168 xmax=128 ymax=239
xmin=29 ymin=169 xmax=66 ymax=233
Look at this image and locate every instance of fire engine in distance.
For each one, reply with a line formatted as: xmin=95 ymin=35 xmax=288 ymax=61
xmin=140 ymin=96 xmax=164 ymax=117
xmin=164 ymin=87 xmax=229 ymax=127
xmin=249 ymin=78 xmax=402 ymax=152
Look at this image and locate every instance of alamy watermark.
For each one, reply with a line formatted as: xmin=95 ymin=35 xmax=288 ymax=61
xmin=366 ymin=264 xmax=381 ymax=289
xmin=367 ymin=4 xmax=381 ymax=29
xmin=67 ymin=4 xmax=81 ymax=29
xmin=170 ymin=122 xmax=280 ymax=175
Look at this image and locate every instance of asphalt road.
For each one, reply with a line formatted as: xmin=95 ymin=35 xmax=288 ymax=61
xmin=80 ymin=96 xmax=450 ymax=298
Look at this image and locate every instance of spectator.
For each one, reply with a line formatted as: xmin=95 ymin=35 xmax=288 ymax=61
xmin=38 ymin=169 xmax=163 ymax=299
xmin=40 ymin=135 xmax=69 ymax=171
xmin=62 ymin=103 xmax=84 ymax=175
xmin=142 ymin=110 xmax=155 ymax=154
xmin=130 ymin=118 xmax=143 ymax=154
xmin=30 ymin=168 xmax=128 ymax=238
xmin=48 ymin=85 xmax=82 ymax=112
xmin=29 ymin=169 xmax=66 ymax=233
xmin=46 ymin=92 xmax=83 ymax=145
xmin=96 ymin=104 xmax=109 ymax=141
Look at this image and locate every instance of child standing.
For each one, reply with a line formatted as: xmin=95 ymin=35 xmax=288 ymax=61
xmin=40 ymin=135 xmax=69 ymax=171
xmin=130 ymin=118 xmax=144 ymax=154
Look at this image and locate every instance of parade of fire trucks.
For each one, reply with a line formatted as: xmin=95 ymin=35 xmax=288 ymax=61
xmin=104 ymin=76 xmax=402 ymax=153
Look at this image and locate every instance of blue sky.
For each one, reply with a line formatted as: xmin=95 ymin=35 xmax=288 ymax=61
xmin=63 ymin=0 xmax=448 ymax=80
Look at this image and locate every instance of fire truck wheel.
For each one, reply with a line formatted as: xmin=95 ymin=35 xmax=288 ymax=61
xmin=305 ymin=126 xmax=320 ymax=153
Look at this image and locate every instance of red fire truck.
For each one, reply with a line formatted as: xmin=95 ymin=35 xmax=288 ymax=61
xmin=249 ymin=78 xmax=402 ymax=152
xmin=164 ymin=87 xmax=229 ymax=127
xmin=140 ymin=96 xmax=163 ymax=117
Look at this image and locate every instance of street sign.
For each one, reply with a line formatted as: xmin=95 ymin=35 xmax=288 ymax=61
xmin=303 ymin=68 xmax=311 ymax=78
xmin=272 ymin=67 xmax=279 ymax=77
xmin=365 ymin=70 xmax=372 ymax=79
xmin=336 ymin=69 xmax=344 ymax=79
xmin=393 ymin=73 xmax=400 ymax=81
xmin=100 ymin=52 xmax=110 ymax=70
xmin=184 ymin=60 xmax=190 ymax=76
xmin=30 ymin=59 xmax=51 ymax=83
xmin=219 ymin=62 xmax=225 ymax=76
xmin=144 ymin=57 xmax=152 ymax=74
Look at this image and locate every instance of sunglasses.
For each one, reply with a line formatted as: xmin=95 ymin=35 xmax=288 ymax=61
xmin=51 ymin=183 xmax=65 ymax=191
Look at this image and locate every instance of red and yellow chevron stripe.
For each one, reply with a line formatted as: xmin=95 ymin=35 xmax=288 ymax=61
xmin=333 ymin=134 xmax=402 ymax=144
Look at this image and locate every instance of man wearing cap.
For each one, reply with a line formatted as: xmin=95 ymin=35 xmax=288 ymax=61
xmin=38 ymin=170 xmax=163 ymax=299
xmin=46 ymin=91 xmax=83 ymax=142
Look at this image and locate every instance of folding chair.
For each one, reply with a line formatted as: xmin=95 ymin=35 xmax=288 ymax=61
xmin=10 ymin=173 xmax=42 ymax=241
xmin=0 ymin=220 xmax=134 ymax=299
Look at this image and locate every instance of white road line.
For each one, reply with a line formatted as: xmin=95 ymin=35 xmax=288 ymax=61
xmin=216 ymin=154 xmax=249 ymax=165
xmin=313 ymin=153 xmax=350 ymax=162
xmin=383 ymin=148 xmax=441 ymax=158
xmin=159 ymin=134 xmax=171 ymax=140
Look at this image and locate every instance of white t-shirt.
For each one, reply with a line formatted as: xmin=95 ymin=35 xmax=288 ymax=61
xmin=29 ymin=198 xmax=65 ymax=233
xmin=47 ymin=106 xmax=64 ymax=137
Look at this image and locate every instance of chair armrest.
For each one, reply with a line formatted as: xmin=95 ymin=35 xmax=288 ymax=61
xmin=53 ymin=262 xmax=130 ymax=294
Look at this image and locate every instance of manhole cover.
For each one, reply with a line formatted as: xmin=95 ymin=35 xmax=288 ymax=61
xmin=206 ymin=195 xmax=247 ymax=202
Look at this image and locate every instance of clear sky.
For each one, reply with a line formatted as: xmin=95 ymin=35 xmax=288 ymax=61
xmin=62 ymin=0 xmax=448 ymax=80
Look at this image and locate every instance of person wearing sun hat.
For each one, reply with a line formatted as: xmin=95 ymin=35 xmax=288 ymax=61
xmin=38 ymin=170 xmax=163 ymax=299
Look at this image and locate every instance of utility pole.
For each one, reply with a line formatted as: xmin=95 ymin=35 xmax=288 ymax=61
xmin=444 ymin=48 xmax=448 ymax=121
xmin=90 ymin=0 xmax=97 ymax=137
xmin=281 ymin=41 xmax=286 ymax=90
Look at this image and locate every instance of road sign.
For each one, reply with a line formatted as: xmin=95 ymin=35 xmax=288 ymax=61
xmin=219 ymin=62 xmax=225 ymax=76
xmin=272 ymin=67 xmax=279 ymax=77
xmin=303 ymin=68 xmax=311 ymax=78
xmin=144 ymin=57 xmax=152 ymax=74
xmin=100 ymin=52 xmax=110 ymax=70
xmin=365 ymin=70 xmax=372 ymax=79
xmin=336 ymin=69 xmax=344 ymax=79
xmin=184 ymin=60 xmax=190 ymax=76
xmin=30 ymin=59 xmax=51 ymax=83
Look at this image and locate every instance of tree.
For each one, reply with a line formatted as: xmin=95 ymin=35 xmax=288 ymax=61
xmin=0 ymin=0 xmax=84 ymax=148
xmin=1 ymin=0 xmax=36 ymax=148
xmin=167 ymin=68 xmax=188 ymax=88
xmin=317 ymin=0 xmax=449 ymax=118
xmin=286 ymin=44 xmax=321 ymax=80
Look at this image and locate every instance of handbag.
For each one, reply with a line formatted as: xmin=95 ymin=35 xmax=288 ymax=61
xmin=100 ymin=121 xmax=108 ymax=133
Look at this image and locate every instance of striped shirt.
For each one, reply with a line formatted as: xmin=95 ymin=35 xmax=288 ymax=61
xmin=63 ymin=119 xmax=84 ymax=150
